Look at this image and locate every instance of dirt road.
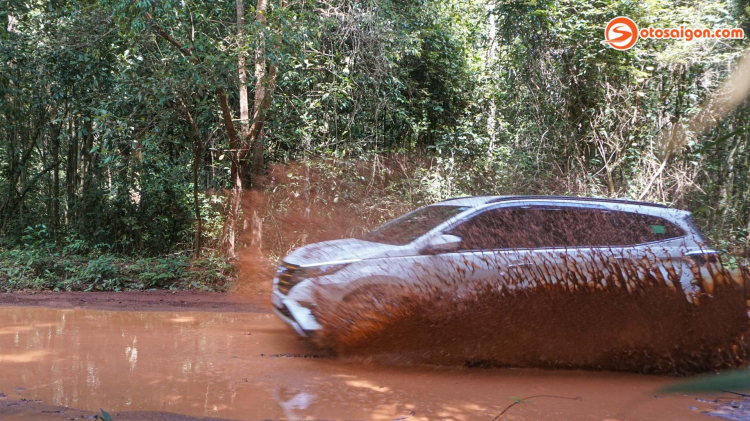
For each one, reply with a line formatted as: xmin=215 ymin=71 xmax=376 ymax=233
xmin=0 ymin=292 xmax=741 ymax=420
xmin=0 ymin=291 xmax=268 ymax=313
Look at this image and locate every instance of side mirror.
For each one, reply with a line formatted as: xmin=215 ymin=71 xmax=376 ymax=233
xmin=421 ymin=234 xmax=462 ymax=255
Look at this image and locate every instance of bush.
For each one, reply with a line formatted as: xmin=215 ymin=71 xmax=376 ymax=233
xmin=0 ymin=249 xmax=234 ymax=292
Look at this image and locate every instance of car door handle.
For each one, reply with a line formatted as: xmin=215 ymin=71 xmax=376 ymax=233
xmin=509 ymin=263 xmax=531 ymax=268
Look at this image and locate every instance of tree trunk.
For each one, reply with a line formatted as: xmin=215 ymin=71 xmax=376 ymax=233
xmin=144 ymin=8 xmax=273 ymax=258
xmin=237 ymin=0 xmax=250 ymax=145
xmin=218 ymin=0 xmax=253 ymax=259
xmin=250 ymin=0 xmax=273 ymax=192
xmin=486 ymin=1 xmax=497 ymax=156
xmin=65 ymin=116 xmax=78 ymax=226
xmin=144 ymin=12 xmax=245 ymax=258
xmin=224 ymin=0 xmax=276 ymax=257
xmin=236 ymin=0 xmax=253 ymax=241
xmin=51 ymin=122 xmax=61 ymax=235
xmin=193 ymin=145 xmax=203 ymax=258
xmin=243 ymin=0 xmax=278 ymax=253
xmin=183 ymin=107 xmax=204 ymax=258
xmin=219 ymin=90 xmax=242 ymax=258
xmin=80 ymin=119 xmax=94 ymax=213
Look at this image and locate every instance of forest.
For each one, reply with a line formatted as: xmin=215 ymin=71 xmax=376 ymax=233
xmin=2 ymin=0 xmax=750 ymax=291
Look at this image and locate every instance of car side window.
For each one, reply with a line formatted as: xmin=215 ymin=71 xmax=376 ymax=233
xmin=607 ymin=211 xmax=684 ymax=245
xmin=559 ymin=209 xmax=685 ymax=247
xmin=448 ymin=207 xmax=567 ymax=250
xmin=447 ymin=209 xmax=507 ymax=250
xmin=448 ymin=206 xmax=685 ymax=250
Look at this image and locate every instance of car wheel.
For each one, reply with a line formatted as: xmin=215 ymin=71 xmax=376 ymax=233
xmin=334 ymin=284 xmax=403 ymax=344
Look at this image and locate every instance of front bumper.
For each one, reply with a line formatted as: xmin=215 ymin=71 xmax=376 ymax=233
xmin=272 ymin=286 xmax=322 ymax=337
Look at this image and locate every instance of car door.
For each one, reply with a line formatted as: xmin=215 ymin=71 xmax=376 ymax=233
xmin=412 ymin=205 xmax=570 ymax=296
xmin=615 ymin=210 xmax=689 ymax=293
xmin=476 ymin=205 xmax=577 ymax=294
xmin=551 ymin=207 xmax=689 ymax=294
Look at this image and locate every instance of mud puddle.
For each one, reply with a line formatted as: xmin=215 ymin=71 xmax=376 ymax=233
xmin=0 ymin=306 xmax=733 ymax=420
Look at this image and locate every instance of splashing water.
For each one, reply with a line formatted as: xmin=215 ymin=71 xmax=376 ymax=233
xmin=313 ymin=251 xmax=750 ymax=375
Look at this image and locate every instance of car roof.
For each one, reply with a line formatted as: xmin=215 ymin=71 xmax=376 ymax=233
xmin=436 ymin=195 xmax=673 ymax=210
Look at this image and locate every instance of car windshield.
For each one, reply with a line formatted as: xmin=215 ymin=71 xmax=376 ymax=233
xmin=361 ymin=205 xmax=469 ymax=245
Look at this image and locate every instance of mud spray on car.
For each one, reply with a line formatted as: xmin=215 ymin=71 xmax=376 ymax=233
xmin=261 ymin=192 xmax=750 ymax=374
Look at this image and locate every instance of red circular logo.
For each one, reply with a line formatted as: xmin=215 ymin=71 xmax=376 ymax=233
xmin=603 ymin=17 xmax=639 ymax=50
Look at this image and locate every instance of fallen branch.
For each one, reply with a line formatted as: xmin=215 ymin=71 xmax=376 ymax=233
xmin=721 ymin=390 xmax=750 ymax=398
xmin=491 ymin=395 xmax=582 ymax=420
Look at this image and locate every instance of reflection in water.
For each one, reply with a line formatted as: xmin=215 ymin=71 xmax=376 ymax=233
xmin=344 ymin=379 xmax=390 ymax=393
xmin=0 ymin=349 xmax=50 ymax=363
xmin=272 ymin=388 xmax=316 ymax=420
xmin=169 ymin=316 xmax=197 ymax=323
xmin=0 ymin=307 xmax=292 ymax=418
xmin=126 ymin=337 xmax=138 ymax=371
xmin=0 ymin=306 xmax=717 ymax=420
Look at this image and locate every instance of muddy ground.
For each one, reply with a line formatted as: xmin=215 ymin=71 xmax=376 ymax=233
xmin=0 ymin=398 xmax=231 ymax=421
xmin=0 ymin=291 xmax=268 ymax=313
xmin=0 ymin=291 xmax=748 ymax=421
xmin=0 ymin=292 xmax=268 ymax=420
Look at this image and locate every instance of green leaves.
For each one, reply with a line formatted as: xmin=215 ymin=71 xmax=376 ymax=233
xmin=97 ymin=408 xmax=115 ymax=421
xmin=0 ymin=250 xmax=234 ymax=292
xmin=2 ymin=0 xmax=750 ymax=270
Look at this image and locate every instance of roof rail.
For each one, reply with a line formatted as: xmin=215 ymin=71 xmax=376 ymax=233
xmin=439 ymin=196 xmax=473 ymax=202
xmin=484 ymin=195 xmax=669 ymax=208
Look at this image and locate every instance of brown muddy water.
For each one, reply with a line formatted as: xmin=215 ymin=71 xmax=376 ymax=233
xmin=0 ymin=306 xmax=736 ymax=420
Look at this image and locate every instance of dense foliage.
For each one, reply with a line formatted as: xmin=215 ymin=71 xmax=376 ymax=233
xmin=2 ymin=0 xmax=750 ymax=289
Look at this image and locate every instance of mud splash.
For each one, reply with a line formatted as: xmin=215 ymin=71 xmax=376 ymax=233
xmin=0 ymin=305 xmax=726 ymax=420
xmin=314 ymin=253 xmax=750 ymax=375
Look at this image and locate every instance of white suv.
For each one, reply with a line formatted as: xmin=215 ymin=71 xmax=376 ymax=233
xmin=272 ymin=195 xmax=719 ymax=337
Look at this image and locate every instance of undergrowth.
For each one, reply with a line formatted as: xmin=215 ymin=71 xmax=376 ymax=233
xmin=0 ymin=249 xmax=234 ymax=292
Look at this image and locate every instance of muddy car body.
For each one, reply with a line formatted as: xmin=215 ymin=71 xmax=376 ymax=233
xmin=272 ymin=195 xmax=724 ymax=337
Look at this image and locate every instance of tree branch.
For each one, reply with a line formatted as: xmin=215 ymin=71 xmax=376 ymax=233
xmin=144 ymin=12 xmax=193 ymax=57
